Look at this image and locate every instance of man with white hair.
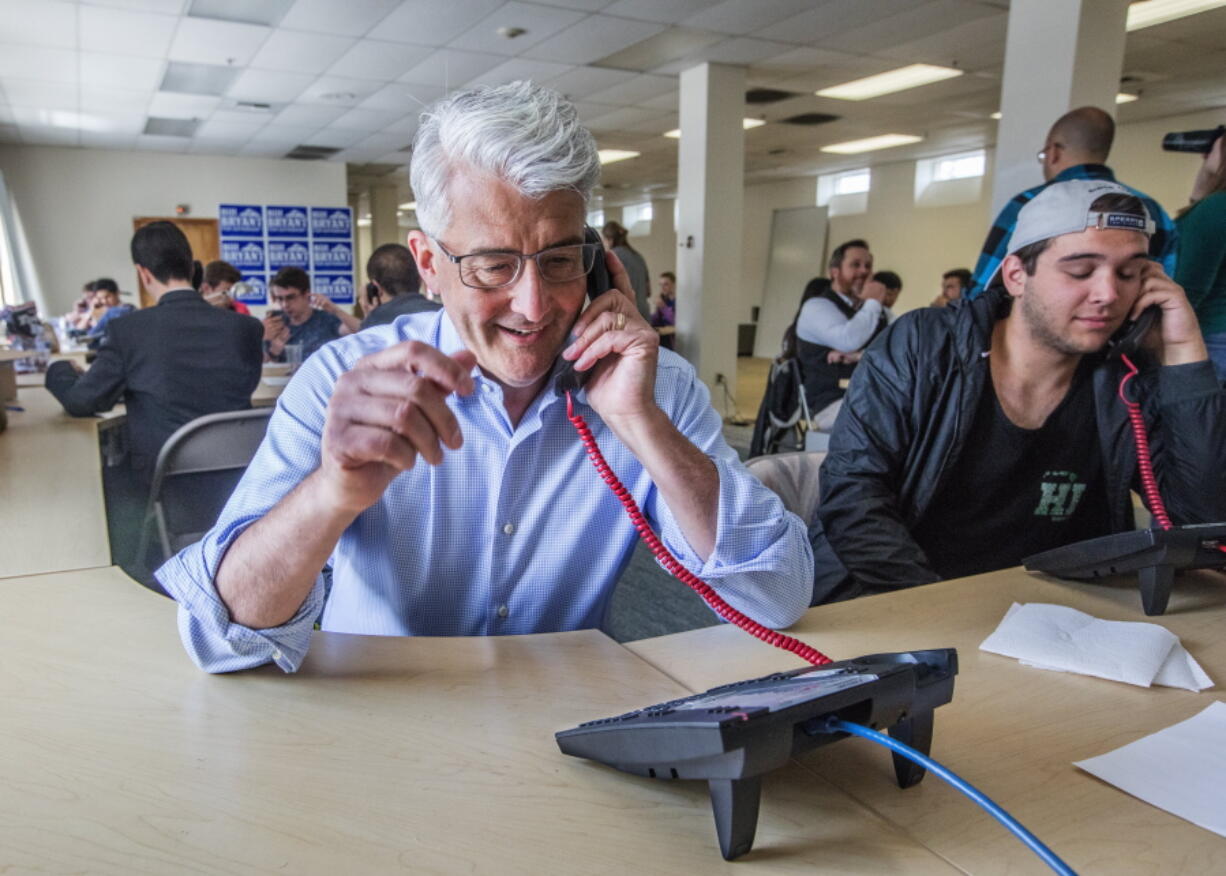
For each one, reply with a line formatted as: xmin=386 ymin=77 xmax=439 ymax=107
xmin=158 ymin=81 xmax=813 ymax=673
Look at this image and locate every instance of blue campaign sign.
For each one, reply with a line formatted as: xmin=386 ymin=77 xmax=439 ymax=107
xmin=219 ymin=204 xmax=263 ymax=238
xmin=221 ymin=239 xmax=266 ymax=271
xmin=266 ymin=205 xmax=310 ymax=237
xmin=236 ymin=273 xmax=267 ymax=304
xmin=268 ymin=239 xmax=311 ymax=269
xmin=315 ymin=274 xmax=355 ymax=304
xmin=311 ymin=207 xmax=352 ymax=239
xmin=312 ymin=240 xmax=354 ymax=271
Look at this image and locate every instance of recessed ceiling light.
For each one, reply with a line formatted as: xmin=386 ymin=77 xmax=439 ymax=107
xmin=1115 ymin=92 xmax=1140 ymax=104
xmin=663 ymin=118 xmax=766 ymax=138
xmin=399 ymin=201 xmax=416 ymax=210
xmin=188 ymin=0 xmax=293 ymax=27
xmin=817 ymin=64 xmax=963 ymax=101
xmin=990 ymin=111 xmax=1002 ymax=120
xmin=1126 ymin=0 xmax=1226 ymax=31
xmin=598 ymin=149 xmax=640 ymax=165
xmin=820 ymin=134 xmax=923 ymax=155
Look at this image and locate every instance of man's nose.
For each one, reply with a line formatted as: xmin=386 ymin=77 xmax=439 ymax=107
xmin=509 ymin=260 xmax=549 ymax=322
xmin=1088 ymin=271 xmax=1123 ymax=306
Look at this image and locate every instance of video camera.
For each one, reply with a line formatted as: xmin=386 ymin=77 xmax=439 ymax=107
xmin=1162 ymin=125 xmax=1224 ymax=154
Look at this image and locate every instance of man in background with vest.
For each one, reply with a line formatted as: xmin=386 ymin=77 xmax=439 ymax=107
xmin=795 ymin=238 xmax=889 ymax=430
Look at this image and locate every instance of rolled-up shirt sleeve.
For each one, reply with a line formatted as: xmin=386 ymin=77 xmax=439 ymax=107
xmin=156 ymin=345 xmax=344 ymax=673
xmin=643 ymin=355 xmax=813 ymax=628
xmin=797 ymin=296 xmax=882 ymax=352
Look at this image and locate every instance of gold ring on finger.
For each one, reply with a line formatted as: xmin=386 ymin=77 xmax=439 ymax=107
xmin=615 ymin=312 xmax=626 ymax=330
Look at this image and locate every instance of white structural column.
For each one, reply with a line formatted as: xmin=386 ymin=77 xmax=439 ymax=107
xmin=675 ymin=62 xmax=745 ymax=415
xmin=990 ymin=0 xmax=1130 ymax=213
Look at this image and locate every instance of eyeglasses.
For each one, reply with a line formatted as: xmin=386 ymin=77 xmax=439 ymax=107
xmin=435 ymin=239 xmax=599 ymax=289
xmin=1036 ymin=141 xmax=1062 ymax=164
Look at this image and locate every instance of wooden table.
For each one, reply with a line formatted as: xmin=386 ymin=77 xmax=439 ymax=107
xmin=628 ymin=567 xmax=1226 ymax=875
xmin=0 ymin=567 xmax=955 ymax=874
xmin=0 ymin=386 xmax=111 ymax=578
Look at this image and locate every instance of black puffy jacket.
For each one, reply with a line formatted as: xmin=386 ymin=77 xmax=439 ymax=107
xmin=810 ymin=287 xmax=1226 ymax=604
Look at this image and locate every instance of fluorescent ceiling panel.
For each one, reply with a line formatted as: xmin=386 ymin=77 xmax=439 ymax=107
xmin=663 ymin=118 xmax=766 ymax=138
xmin=144 ymin=116 xmax=201 ymax=137
xmin=148 ymin=91 xmax=221 ymax=118
xmin=161 ymin=61 xmax=240 ymax=96
xmin=817 ymin=64 xmax=963 ymax=101
xmin=821 ymin=133 xmax=923 ymax=154
xmin=1115 ymin=92 xmax=1140 ymax=103
xmin=279 ymin=0 xmax=403 ymax=37
xmin=598 ymin=149 xmax=640 ymax=164
xmin=1126 ymin=0 xmax=1226 ymax=30
xmin=399 ymin=201 xmax=416 ymax=210
xmin=188 ymin=0 xmax=294 ymax=26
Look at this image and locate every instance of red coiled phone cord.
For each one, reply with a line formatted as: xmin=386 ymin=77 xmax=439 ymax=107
xmin=1118 ymin=354 xmax=1175 ymax=531
xmin=565 ymin=391 xmax=832 ymax=666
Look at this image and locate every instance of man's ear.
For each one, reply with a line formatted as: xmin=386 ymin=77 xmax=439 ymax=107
xmin=406 ymin=231 xmax=436 ymax=284
xmin=134 ymin=264 xmax=152 ymax=289
xmin=1000 ymin=254 xmax=1028 ymax=299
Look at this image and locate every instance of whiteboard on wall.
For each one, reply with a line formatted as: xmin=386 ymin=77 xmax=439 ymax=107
xmin=754 ymin=205 xmax=828 ymax=359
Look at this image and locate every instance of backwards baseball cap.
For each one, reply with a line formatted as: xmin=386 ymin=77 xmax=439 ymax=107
xmin=1005 ymin=179 xmax=1154 ymax=258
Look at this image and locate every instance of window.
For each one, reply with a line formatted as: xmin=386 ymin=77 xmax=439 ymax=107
xmin=586 ymin=209 xmax=605 ymax=229
xmin=817 ymin=168 xmax=871 ymax=216
xmin=914 ymin=149 xmax=986 ymax=207
xmin=622 ymin=201 xmax=653 ymax=235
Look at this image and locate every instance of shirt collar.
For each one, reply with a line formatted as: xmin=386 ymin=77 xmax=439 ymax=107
xmin=158 ymin=288 xmax=202 ymax=305
xmin=1055 ymin=163 xmax=1114 ymax=182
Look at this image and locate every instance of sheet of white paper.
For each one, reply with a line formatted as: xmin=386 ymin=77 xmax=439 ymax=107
xmin=979 ymin=602 xmax=1213 ymax=690
xmin=1075 ymin=701 xmax=1226 ymax=838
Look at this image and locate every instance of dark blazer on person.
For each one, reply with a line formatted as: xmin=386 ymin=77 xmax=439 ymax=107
xmin=360 ymin=291 xmax=441 ymax=329
xmin=46 ymin=288 xmax=264 ymax=475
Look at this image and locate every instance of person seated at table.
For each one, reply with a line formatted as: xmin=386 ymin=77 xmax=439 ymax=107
xmin=45 ymin=221 xmax=264 ymax=479
xmin=85 ymin=283 xmax=135 ymax=348
xmin=158 ymin=80 xmax=812 ymax=674
xmin=809 ymin=180 xmax=1226 ymax=604
xmin=930 ymin=268 xmax=970 ymax=308
xmin=81 ymin=278 xmax=121 ymax=332
xmin=360 ymin=243 xmax=440 ymax=329
xmin=200 ymin=260 xmax=251 ymax=315
xmin=650 ymin=271 xmax=676 ymax=350
xmin=263 ymin=267 xmax=359 ymax=362
xmin=66 ymin=280 xmax=97 ymax=332
xmin=873 ymin=270 xmax=903 ymax=324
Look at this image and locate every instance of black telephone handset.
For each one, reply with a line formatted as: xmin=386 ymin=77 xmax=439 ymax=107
xmin=1106 ymin=304 xmax=1160 ymax=362
xmin=554 ymin=226 xmax=613 ymax=396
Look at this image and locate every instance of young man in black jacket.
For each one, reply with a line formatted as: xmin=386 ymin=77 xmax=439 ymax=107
xmin=811 ymin=179 xmax=1226 ymax=603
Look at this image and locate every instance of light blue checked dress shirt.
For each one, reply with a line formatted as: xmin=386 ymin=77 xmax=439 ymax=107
xmin=157 ymin=309 xmax=813 ymax=673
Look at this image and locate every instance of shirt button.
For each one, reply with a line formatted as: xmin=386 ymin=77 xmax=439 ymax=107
xmin=502 ymin=522 xmax=515 ymax=535
xmin=481 ymin=383 xmax=493 ymax=393
xmin=497 ymin=604 xmax=509 ymax=618
xmin=272 ymin=649 xmax=283 ymax=661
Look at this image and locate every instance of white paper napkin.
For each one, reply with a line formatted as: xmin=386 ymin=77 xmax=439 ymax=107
xmin=979 ymin=603 xmax=1213 ymax=691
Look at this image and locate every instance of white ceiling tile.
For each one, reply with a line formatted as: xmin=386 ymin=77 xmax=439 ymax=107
xmin=570 ymin=99 xmax=619 ymax=122
xmin=0 ymin=45 xmax=78 ymax=83
xmin=196 ymin=117 xmax=266 ymax=139
xmin=447 ymin=2 xmax=588 ymax=56
xmin=752 ymin=0 xmax=925 ymax=43
xmin=80 ymin=5 xmax=179 ymax=58
xmin=1 ymin=79 xmax=78 ymax=110
xmin=10 ymin=106 xmax=80 ymax=127
xmin=79 ymin=110 xmax=148 ymax=134
xmin=380 ymin=113 xmax=420 ymax=134
xmin=0 ymin=104 xmax=13 ymax=124
xmin=0 ymin=0 xmax=77 ymax=49
xmin=813 ymin=0 xmax=999 ymax=54
xmin=375 ymin=150 xmax=411 ymax=163
xmin=601 ymin=0 xmax=717 ymax=25
xmin=353 ymin=131 xmax=410 ymax=152
xmin=584 ymin=73 xmax=675 ymax=106
xmin=240 ymin=139 xmax=295 ymax=155
xmin=227 ymin=68 xmax=314 ymax=102
xmin=398 ymin=48 xmax=503 ymax=88
xmin=93 ymin=1 xmax=188 ymax=13
xmin=136 ymin=133 xmax=192 ymax=151
xmin=680 ymin=0 xmax=814 ymax=36
xmin=373 ymin=0 xmax=507 ymax=46
xmin=584 ymin=105 xmax=669 ymax=131
xmin=551 ymin=65 xmax=638 ymax=100
xmin=522 ymin=15 xmax=666 ymax=65
xmin=80 ymin=53 xmax=166 ymax=93
xmin=169 ymin=17 xmax=272 ymax=66
xmin=639 ymin=90 xmax=678 ymax=111
xmin=17 ymin=124 xmax=80 ymax=145
xmin=876 ymin=13 xmax=1006 ymax=72
xmin=656 ymin=36 xmax=795 ymax=71
xmin=81 ymin=88 xmax=153 ymax=114
xmin=297 ymin=75 xmax=383 ymax=106
xmin=208 ymin=108 xmax=276 ymax=125
xmin=301 ymin=126 xmax=367 ymax=147
xmin=190 ymin=137 xmax=248 ymax=153
xmin=80 ymin=130 xmax=139 ymax=149
xmin=251 ymin=121 xmax=321 ymax=141
xmin=148 ymin=91 xmax=221 ymax=118
xmin=465 ymin=58 xmax=574 ymax=88
xmin=279 ymin=0 xmax=402 ymax=36
xmin=250 ymin=30 xmax=357 ymax=74
xmin=331 ymin=106 xmax=403 ymax=130
xmin=358 ymin=82 xmax=446 ymax=112
xmin=327 ymin=39 xmax=434 ymax=81
xmin=274 ymin=102 xmax=347 ymax=126
xmin=528 ymin=0 xmax=613 ymax=11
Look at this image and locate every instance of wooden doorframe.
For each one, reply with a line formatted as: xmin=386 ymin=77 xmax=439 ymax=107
xmin=131 ymin=217 xmax=220 ymax=309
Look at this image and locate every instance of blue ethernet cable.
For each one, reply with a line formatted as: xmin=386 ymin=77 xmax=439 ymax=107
xmin=822 ymin=718 xmax=1077 ymax=876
